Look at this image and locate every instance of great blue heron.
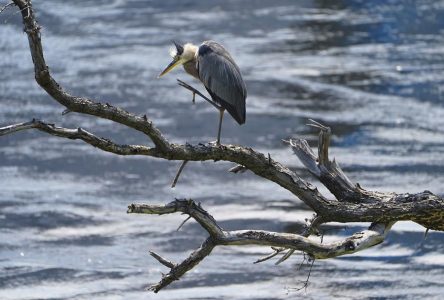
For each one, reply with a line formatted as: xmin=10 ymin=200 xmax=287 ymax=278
xmin=159 ymin=40 xmax=247 ymax=145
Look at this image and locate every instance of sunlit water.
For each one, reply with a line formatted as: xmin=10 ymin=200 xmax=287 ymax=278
xmin=0 ymin=0 xmax=443 ymax=299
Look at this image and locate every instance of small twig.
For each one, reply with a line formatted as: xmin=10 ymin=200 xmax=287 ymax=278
xmin=2 ymin=3 xmax=28 ymax=24
xmin=171 ymin=160 xmax=189 ymax=188
xmin=307 ymin=119 xmax=331 ymax=165
xmin=298 ymin=253 xmax=308 ymax=270
xmin=276 ymin=215 xmax=324 ymax=265
xmin=149 ymin=238 xmax=215 ymax=293
xmin=0 ymin=2 xmax=14 ymax=15
xmin=176 ymin=215 xmax=192 ymax=231
xmin=289 ymin=258 xmax=315 ymax=293
xmin=228 ymin=164 xmax=248 ymax=173
xmin=254 ymin=247 xmax=285 ymax=264
xmin=301 ymin=215 xmax=323 ymax=237
xmin=149 ymin=251 xmax=176 ymax=269
xmin=415 ymin=228 xmax=431 ymax=252
xmin=275 ymin=249 xmax=295 ymax=265
xmin=306 ymin=118 xmax=329 ymax=131
xmin=0 ymin=119 xmax=157 ymax=156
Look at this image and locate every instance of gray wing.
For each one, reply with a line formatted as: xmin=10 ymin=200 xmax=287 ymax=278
xmin=197 ymin=41 xmax=247 ymax=124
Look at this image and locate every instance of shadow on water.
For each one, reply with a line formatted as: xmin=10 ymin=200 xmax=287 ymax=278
xmin=0 ymin=211 xmax=102 ymax=230
xmin=0 ymin=267 xmax=127 ymax=289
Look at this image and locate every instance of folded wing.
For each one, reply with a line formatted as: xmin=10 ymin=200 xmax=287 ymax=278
xmin=197 ymin=41 xmax=247 ymax=124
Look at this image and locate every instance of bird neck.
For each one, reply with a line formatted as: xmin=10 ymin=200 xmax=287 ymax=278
xmin=183 ymin=59 xmax=199 ymax=79
xmin=182 ymin=43 xmax=198 ymax=61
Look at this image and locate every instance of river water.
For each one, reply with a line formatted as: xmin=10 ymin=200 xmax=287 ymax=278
xmin=0 ymin=0 xmax=443 ymax=299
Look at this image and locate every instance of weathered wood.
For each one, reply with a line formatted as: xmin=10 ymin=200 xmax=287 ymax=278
xmin=3 ymin=0 xmax=443 ymax=293
xmin=128 ymin=199 xmax=394 ymax=291
xmin=0 ymin=119 xmax=157 ymax=156
xmin=289 ymin=120 xmax=444 ymax=231
xmin=3 ymin=119 xmax=443 ymax=230
xmin=9 ymin=0 xmax=330 ymax=212
xmin=12 ymin=0 xmax=170 ymax=151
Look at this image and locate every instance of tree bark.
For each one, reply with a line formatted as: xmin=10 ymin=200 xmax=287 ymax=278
xmin=2 ymin=0 xmax=443 ymax=293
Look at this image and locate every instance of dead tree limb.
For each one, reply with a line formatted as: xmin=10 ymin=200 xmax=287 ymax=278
xmin=128 ymin=200 xmax=394 ymax=292
xmin=0 ymin=119 xmax=156 ymax=156
xmin=2 ymin=0 xmax=444 ymax=293
xmin=2 ymin=119 xmax=442 ymax=231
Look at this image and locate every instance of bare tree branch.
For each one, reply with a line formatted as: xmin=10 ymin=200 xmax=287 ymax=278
xmin=149 ymin=251 xmax=176 ymax=269
xmin=128 ymin=199 xmax=394 ymax=292
xmin=288 ymin=121 xmax=444 ymax=230
xmin=171 ymin=160 xmax=189 ymax=188
xmin=0 ymin=119 xmax=157 ymax=156
xmin=149 ymin=237 xmax=215 ymax=293
xmin=253 ymin=247 xmax=285 ymax=264
xmin=290 ymin=119 xmax=387 ymax=204
xmin=9 ymin=0 xmax=334 ymax=213
xmin=9 ymin=0 xmax=442 ymax=229
xmin=3 ymin=0 xmax=444 ymax=294
xmin=275 ymin=214 xmax=324 ymax=265
xmin=11 ymin=0 xmax=170 ymax=151
xmin=3 ymin=118 xmax=442 ymax=231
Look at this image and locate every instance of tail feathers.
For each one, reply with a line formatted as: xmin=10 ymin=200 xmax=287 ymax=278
xmin=206 ymin=89 xmax=245 ymax=125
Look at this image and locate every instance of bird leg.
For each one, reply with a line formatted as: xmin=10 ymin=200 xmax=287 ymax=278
xmin=216 ymin=109 xmax=225 ymax=146
xmin=177 ymin=79 xmax=221 ymax=110
xmin=170 ymin=108 xmax=223 ymax=186
xmin=172 ymin=80 xmax=224 ymax=187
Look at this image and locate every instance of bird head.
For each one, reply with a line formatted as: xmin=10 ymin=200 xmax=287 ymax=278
xmin=158 ymin=41 xmax=197 ymax=77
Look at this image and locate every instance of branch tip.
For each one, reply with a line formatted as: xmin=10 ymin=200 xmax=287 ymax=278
xmin=176 ymin=215 xmax=192 ymax=231
xmin=228 ymin=164 xmax=248 ymax=173
xmin=0 ymin=2 xmax=15 ymax=14
xmin=149 ymin=251 xmax=175 ymax=269
xmin=275 ymin=249 xmax=295 ymax=265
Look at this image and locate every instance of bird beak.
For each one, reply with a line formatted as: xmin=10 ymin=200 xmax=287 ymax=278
xmin=158 ymin=57 xmax=184 ymax=78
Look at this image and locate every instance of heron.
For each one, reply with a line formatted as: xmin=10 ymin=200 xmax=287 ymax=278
xmin=159 ymin=40 xmax=247 ymax=145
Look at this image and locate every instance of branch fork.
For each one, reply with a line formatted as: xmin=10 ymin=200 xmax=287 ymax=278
xmin=2 ymin=0 xmax=444 ymax=293
xmin=128 ymin=199 xmax=395 ymax=291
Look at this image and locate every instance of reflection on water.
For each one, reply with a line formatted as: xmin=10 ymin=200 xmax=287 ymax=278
xmin=0 ymin=0 xmax=443 ymax=299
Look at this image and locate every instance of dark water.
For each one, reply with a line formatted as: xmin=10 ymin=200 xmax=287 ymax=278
xmin=1 ymin=0 xmax=444 ymax=299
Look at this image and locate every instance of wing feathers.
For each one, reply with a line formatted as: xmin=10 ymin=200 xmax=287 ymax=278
xmin=197 ymin=41 xmax=247 ymax=124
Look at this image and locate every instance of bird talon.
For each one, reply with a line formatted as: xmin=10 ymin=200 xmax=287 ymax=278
xmin=208 ymin=140 xmax=221 ymax=147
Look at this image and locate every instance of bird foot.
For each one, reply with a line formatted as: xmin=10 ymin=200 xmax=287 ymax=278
xmin=208 ymin=140 xmax=221 ymax=147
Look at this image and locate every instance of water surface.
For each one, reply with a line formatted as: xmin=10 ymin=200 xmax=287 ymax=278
xmin=1 ymin=0 xmax=443 ymax=299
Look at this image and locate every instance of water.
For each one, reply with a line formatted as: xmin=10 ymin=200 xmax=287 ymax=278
xmin=1 ymin=0 xmax=443 ymax=299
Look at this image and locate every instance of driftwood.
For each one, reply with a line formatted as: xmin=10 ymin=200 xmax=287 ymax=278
xmin=2 ymin=0 xmax=443 ymax=293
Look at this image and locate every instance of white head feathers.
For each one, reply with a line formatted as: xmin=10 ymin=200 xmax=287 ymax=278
xmin=169 ymin=42 xmax=198 ymax=61
xmin=181 ymin=43 xmax=198 ymax=61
